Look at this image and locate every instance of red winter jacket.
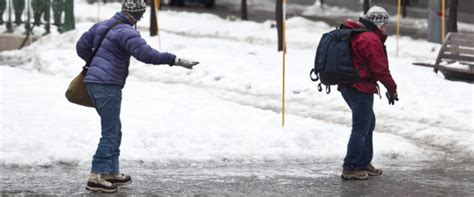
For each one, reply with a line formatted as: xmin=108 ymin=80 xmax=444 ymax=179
xmin=343 ymin=20 xmax=397 ymax=94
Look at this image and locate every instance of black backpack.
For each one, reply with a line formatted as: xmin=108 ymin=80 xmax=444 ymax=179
xmin=310 ymin=25 xmax=368 ymax=93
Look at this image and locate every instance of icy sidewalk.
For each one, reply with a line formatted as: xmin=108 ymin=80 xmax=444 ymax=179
xmin=1 ymin=160 xmax=473 ymax=195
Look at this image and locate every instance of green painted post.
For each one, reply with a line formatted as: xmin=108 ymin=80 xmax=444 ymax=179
xmin=44 ymin=0 xmax=50 ymax=34
xmin=52 ymin=0 xmax=64 ymax=32
xmin=63 ymin=0 xmax=74 ymax=32
xmin=25 ymin=0 xmax=31 ymax=34
xmin=32 ymin=0 xmax=45 ymax=26
xmin=31 ymin=0 xmax=50 ymax=34
xmin=6 ymin=0 xmax=12 ymax=32
xmin=0 ymin=0 xmax=6 ymax=24
xmin=13 ymin=0 xmax=25 ymax=25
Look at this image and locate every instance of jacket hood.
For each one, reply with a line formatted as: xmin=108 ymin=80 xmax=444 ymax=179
xmin=343 ymin=18 xmax=387 ymax=43
xmin=343 ymin=19 xmax=365 ymax=29
xmin=113 ymin=12 xmax=135 ymax=25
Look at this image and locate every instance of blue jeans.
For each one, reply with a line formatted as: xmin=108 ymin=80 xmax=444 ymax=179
xmin=340 ymin=86 xmax=376 ymax=171
xmin=86 ymin=83 xmax=122 ymax=174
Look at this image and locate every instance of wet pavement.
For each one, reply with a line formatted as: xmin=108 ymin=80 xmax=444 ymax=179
xmin=1 ymin=159 xmax=473 ymax=196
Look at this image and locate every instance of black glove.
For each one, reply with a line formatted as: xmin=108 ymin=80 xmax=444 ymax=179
xmin=173 ymin=57 xmax=199 ymax=69
xmin=385 ymin=91 xmax=399 ymax=105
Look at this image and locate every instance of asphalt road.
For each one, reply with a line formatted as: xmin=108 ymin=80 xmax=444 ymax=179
xmin=1 ymin=159 xmax=473 ymax=196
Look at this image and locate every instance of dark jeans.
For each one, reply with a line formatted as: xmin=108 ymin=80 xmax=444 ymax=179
xmin=340 ymin=86 xmax=376 ymax=171
xmin=86 ymin=83 xmax=122 ymax=174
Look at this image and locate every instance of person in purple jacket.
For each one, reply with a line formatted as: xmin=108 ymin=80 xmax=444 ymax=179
xmin=76 ymin=0 xmax=198 ymax=193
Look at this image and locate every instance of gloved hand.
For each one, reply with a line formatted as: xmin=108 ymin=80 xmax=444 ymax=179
xmin=173 ymin=57 xmax=199 ymax=69
xmin=385 ymin=91 xmax=399 ymax=105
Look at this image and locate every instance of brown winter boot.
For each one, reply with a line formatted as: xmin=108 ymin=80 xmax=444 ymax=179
xmin=341 ymin=170 xmax=369 ymax=180
xmin=360 ymin=164 xmax=383 ymax=176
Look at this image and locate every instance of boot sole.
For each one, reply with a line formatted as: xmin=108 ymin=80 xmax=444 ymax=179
xmin=85 ymin=186 xmax=117 ymax=193
xmin=113 ymin=180 xmax=132 ymax=187
xmin=341 ymin=174 xmax=369 ymax=180
xmin=366 ymin=171 xmax=383 ymax=176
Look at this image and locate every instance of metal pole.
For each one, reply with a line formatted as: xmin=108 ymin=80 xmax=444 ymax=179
xmin=441 ymin=0 xmax=445 ymax=43
xmin=396 ymin=0 xmax=401 ymax=57
xmin=156 ymin=0 xmax=161 ymax=49
xmin=96 ymin=0 xmax=100 ymax=22
xmin=282 ymin=0 xmax=286 ymax=127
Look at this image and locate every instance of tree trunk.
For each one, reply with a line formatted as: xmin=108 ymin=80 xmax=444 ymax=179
xmin=150 ymin=0 xmax=158 ymax=36
xmin=363 ymin=0 xmax=370 ymax=14
xmin=401 ymin=0 xmax=409 ymax=18
xmin=276 ymin=0 xmax=283 ymax=51
xmin=448 ymin=0 xmax=458 ymax=32
xmin=241 ymin=0 xmax=247 ymax=20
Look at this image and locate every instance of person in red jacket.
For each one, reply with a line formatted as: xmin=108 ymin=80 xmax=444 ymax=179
xmin=339 ymin=6 xmax=399 ymax=180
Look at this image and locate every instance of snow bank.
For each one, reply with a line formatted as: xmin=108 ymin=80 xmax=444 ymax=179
xmin=0 ymin=67 xmax=429 ymax=167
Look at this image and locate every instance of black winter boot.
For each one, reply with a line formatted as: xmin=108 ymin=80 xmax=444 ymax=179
xmin=85 ymin=173 xmax=118 ymax=193
xmin=103 ymin=173 xmax=132 ymax=186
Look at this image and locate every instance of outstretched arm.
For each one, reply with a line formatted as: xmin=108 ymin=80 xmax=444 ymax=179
xmin=120 ymin=28 xmax=177 ymax=65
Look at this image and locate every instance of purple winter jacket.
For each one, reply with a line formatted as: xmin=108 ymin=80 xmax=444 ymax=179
xmin=76 ymin=12 xmax=176 ymax=88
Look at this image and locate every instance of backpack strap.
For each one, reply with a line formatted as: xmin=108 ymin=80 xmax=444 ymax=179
xmin=81 ymin=20 xmax=124 ymax=75
xmin=310 ymin=69 xmax=319 ymax=81
xmin=350 ymin=28 xmax=371 ymax=34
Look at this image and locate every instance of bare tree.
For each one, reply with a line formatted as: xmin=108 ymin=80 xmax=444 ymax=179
xmin=150 ymin=0 xmax=158 ymax=36
xmin=402 ymin=0 xmax=409 ymax=18
xmin=241 ymin=0 xmax=247 ymax=20
xmin=276 ymin=0 xmax=283 ymax=51
xmin=363 ymin=0 xmax=370 ymax=14
xmin=448 ymin=0 xmax=458 ymax=32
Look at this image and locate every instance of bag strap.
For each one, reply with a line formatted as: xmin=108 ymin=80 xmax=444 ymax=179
xmin=81 ymin=20 xmax=123 ymax=75
xmin=337 ymin=23 xmax=370 ymax=33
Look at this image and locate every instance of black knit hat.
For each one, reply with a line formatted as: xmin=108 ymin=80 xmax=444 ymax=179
xmin=122 ymin=0 xmax=147 ymax=13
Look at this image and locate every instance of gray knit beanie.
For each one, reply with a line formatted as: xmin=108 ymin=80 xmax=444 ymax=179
xmin=364 ymin=6 xmax=390 ymax=27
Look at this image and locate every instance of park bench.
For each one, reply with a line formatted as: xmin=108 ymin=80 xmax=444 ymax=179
xmin=413 ymin=32 xmax=474 ymax=82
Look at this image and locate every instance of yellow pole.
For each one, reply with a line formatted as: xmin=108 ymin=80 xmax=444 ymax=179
xmin=282 ymin=0 xmax=287 ymax=127
xmin=396 ymin=0 xmax=401 ymax=57
xmin=155 ymin=0 xmax=161 ymax=49
xmin=97 ymin=0 xmax=100 ymax=22
xmin=441 ymin=0 xmax=445 ymax=43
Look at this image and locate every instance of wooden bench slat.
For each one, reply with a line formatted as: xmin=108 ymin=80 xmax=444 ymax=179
xmin=449 ymin=33 xmax=474 ymax=40
xmin=440 ymin=54 xmax=474 ymax=63
xmin=448 ymin=33 xmax=474 ymax=40
xmin=442 ymin=46 xmax=474 ymax=55
xmin=439 ymin=66 xmax=474 ymax=75
xmin=444 ymin=39 xmax=474 ymax=48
